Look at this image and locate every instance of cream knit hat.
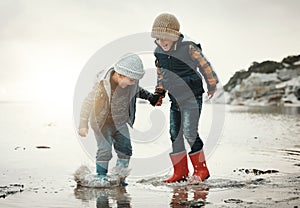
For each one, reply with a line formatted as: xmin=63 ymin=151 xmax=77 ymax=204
xmin=151 ymin=13 xmax=180 ymax=41
xmin=114 ymin=53 xmax=145 ymax=80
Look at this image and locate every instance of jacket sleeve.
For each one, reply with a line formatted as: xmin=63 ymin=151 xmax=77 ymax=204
xmin=137 ymin=86 xmax=154 ymax=100
xmin=79 ymin=82 xmax=101 ymax=129
xmin=155 ymin=58 xmax=165 ymax=91
xmin=189 ymin=44 xmax=219 ymax=92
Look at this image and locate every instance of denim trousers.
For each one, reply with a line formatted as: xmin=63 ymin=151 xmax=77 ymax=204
xmin=169 ymin=94 xmax=204 ymax=154
xmin=94 ymin=122 xmax=132 ymax=162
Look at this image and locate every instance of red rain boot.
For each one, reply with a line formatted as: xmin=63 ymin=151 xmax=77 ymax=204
xmin=163 ymin=151 xmax=189 ymax=183
xmin=189 ymin=150 xmax=210 ymax=181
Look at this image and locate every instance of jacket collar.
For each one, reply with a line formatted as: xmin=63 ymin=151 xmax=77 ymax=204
xmin=102 ymin=68 xmax=114 ymax=100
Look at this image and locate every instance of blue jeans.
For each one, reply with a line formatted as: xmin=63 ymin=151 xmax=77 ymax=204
xmin=94 ymin=123 xmax=132 ymax=162
xmin=169 ymin=94 xmax=204 ymax=154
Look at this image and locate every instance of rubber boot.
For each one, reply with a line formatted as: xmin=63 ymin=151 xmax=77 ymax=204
xmin=116 ymin=158 xmax=129 ymax=168
xmin=189 ymin=150 xmax=210 ymax=182
xmin=116 ymin=158 xmax=130 ymax=186
xmin=96 ymin=161 xmax=110 ymax=186
xmin=163 ymin=151 xmax=189 ymax=183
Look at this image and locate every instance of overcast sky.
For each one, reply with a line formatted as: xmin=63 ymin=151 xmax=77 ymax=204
xmin=0 ymin=0 xmax=299 ymax=102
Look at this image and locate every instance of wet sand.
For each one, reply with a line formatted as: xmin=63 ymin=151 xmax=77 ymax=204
xmin=0 ymin=103 xmax=299 ymax=207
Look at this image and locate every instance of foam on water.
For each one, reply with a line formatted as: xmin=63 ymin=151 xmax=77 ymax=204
xmin=74 ymin=165 xmax=130 ymax=188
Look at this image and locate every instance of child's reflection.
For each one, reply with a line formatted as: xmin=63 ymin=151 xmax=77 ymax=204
xmin=170 ymin=186 xmax=209 ymax=207
xmin=74 ymin=186 xmax=131 ymax=208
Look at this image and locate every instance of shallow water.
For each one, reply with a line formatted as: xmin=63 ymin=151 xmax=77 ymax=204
xmin=0 ymin=102 xmax=299 ymax=207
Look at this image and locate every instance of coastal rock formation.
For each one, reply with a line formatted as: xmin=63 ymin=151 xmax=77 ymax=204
xmin=221 ymin=55 xmax=300 ymax=106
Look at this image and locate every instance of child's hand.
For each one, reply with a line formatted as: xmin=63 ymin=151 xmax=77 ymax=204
xmin=207 ymin=90 xmax=216 ymax=99
xmin=149 ymin=94 xmax=162 ymax=106
xmin=155 ymin=96 xmax=164 ymax=106
xmin=155 ymin=88 xmax=166 ymax=98
xmin=78 ymin=128 xmax=88 ymax=137
xmin=152 ymin=88 xmax=166 ymax=106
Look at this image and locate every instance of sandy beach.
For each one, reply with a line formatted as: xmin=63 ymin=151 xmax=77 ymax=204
xmin=1 ymin=0 xmax=300 ymax=207
xmin=0 ymin=102 xmax=299 ymax=207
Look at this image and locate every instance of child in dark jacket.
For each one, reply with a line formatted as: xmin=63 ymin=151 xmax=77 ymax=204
xmin=78 ymin=53 xmax=160 ymax=186
xmin=151 ymin=13 xmax=219 ymax=183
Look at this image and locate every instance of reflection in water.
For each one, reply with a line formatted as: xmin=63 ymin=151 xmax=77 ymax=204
xmin=74 ymin=186 xmax=131 ymax=208
xmin=170 ymin=186 xmax=209 ymax=207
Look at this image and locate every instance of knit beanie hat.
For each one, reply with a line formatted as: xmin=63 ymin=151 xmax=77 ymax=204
xmin=114 ymin=53 xmax=145 ymax=80
xmin=151 ymin=13 xmax=180 ymax=41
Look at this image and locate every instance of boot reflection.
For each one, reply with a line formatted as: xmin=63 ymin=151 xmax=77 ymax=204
xmin=115 ymin=188 xmax=131 ymax=208
xmin=74 ymin=186 xmax=131 ymax=208
xmin=170 ymin=187 xmax=188 ymax=208
xmin=192 ymin=186 xmax=209 ymax=201
xmin=170 ymin=186 xmax=209 ymax=207
xmin=96 ymin=192 xmax=109 ymax=208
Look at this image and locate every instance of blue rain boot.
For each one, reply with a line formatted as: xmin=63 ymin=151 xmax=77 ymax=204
xmin=116 ymin=159 xmax=130 ymax=186
xmin=96 ymin=161 xmax=110 ymax=186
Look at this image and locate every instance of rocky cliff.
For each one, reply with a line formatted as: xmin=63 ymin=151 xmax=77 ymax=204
xmin=217 ymin=55 xmax=300 ymax=106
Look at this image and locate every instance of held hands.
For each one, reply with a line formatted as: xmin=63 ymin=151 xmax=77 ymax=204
xmin=148 ymin=94 xmax=163 ymax=106
xmin=154 ymin=88 xmax=166 ymax=106
xmin=78 ymin=128 xmax=88 ymax=137
xmin=148 ymin=88 xmax=166 ymax=106
xmin=155 ymin=96 xmax=164 ymax=106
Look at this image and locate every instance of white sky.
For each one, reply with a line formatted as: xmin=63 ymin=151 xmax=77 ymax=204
xmin=0 ymin=0 xmax=299 ymax=102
